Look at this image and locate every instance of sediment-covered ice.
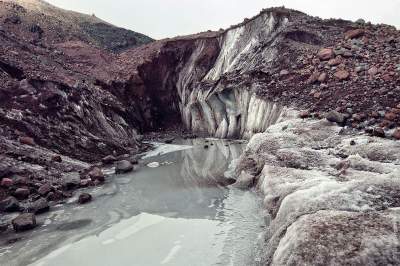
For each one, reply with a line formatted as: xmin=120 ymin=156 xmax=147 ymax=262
xmin=235 ymin=118 xmax=400 ymax=265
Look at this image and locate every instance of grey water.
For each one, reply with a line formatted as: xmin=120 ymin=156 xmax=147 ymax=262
xmin=0 ymin=139 xmax=265 ymax=266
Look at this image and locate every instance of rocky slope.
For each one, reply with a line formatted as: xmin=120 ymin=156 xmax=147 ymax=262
xmin=0 ymin=0 xmax=153 ymax=213
xmin=0 ymin=0 xmax=153 ymax=51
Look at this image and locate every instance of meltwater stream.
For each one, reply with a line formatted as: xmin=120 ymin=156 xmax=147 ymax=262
xmin=1 ymin=139 xmax=266 ymax=266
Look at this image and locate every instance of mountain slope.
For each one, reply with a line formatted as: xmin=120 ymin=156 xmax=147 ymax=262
xmin=0 ymin=0 xmax=153 ymax=51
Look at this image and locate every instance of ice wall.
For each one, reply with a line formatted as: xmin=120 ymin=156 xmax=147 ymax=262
xmin=175 ymin=11 xmax=289 ymax=139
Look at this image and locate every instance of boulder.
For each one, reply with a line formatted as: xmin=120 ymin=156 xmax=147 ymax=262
xmin=164 ymin=137 xmax=175 ymax=144
xmin=0 ymin=223 xmax=8 ymax=232
xmin=14 ymin=188 xmax=30 ymax=200
xmin=373 ymin=127 xmax=386 ymax=138
xmin=88 ymin=167 xmax=105 ymax=182
xmin=51 ymin=155 xmax=62 ymax=163
xmin=19 ymin=137 xmax=35 ymax=146
xmin=326 ymin=111 xmax=346 ymax=124
xmin=345 ymin=29 xmax=365 ymax=39
xmin=368 ymin=66 xmax=379 ymax=76
xmin=38 ymin=183 xmax=52 ymax=196
xmin=62 ymin=172 xmax=80 ymax=190
xmin=27 ymin=198 xmax=49 ymax=214
xmin=115 ymin=160 xmax=133 ymax=174
xmin=102 ymin=155 xmax=117 ymax=165
xmin=327 ymin=56 xmax=342 ymax=66
xmin=0 ymin=196 xmax=20 ymax=212
xmin=12 ymin=213 xmax=36 ymax=232
xmin=1 ymin=178 xmax=13 ymax=188
xmin=393 ymin=129 xmax=400 ymax=140
xmin=334 ymin=70 xmax=350 ymax=80
xmin=318 ymin=72 xmax=327 ymax=82
xmin=384 ymin=112 xmax=397 ymax=121
xmin=317 ymin=48 xmax=334 ymax=60
xmin=78 ymin=193 xmax=92 ymax=204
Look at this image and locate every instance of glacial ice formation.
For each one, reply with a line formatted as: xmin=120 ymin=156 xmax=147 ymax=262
xmin=235 ymin=118 xmax=400 ymax=265
xmin=173 ymin=11 xmax=289 ymax=139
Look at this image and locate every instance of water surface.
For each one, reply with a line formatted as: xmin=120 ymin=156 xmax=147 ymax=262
xmin=0 ymin=139 xmax=265 ymax=266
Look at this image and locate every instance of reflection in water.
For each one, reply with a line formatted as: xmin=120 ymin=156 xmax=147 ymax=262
xmin=0 ymin=139 xmax=264 ymax=266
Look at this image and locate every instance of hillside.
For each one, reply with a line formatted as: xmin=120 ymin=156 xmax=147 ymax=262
xmin=0 ymin=0 xmax=153 ymax=51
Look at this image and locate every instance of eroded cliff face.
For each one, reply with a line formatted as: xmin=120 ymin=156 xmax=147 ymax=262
xmin=124 ymin=10 xmax=291 ymax=139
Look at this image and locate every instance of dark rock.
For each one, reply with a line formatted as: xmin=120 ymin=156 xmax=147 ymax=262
xmin=14 ymin=176 xmax=28 ymax=186
xmin=88 ymin=167 xmax=105 ymax=182
xmin=345 ymin=29 xmax=365 ymax=39
xmin=372 ymin=127 xmax=386 ymax=138
xmin=0 ymin=196 xmax=20 ymax=212
xmin=38 ymin=183 xmax=52 ymax=196
xmin=12 ymin=213 xmax=36 ymax=232
xmin=102 ymin=155 xmax=117 ymax=165
xmin=318 ymin=72 xmax=327 ymax=82
xmin=164 ymin=137 xmax=175 ymax=144
xmin=51 ymin=155 xmax=62 ymax=163
xmin=14 ymin=188 xmax=30 ymax=200
xmin=1 ymin=178 xmax=13 ymax=188
xmin=393 ymin=129 xmax=400 ymax=140
xmin=27 ymin=198 xmax=50 ymax=214
xmin=326 ymin=111 xmax=346 ymax=124
xmin=317 ymin=48 xmax=334 ymax=60
xmin=0 ymin=223 xmax=8 ymax=232
xmin=204 ymin=145 xmax=209 ymax=149
xmin=78 ymin=193 xmax=92 ymax=204
xmin=19 ymin=137 xmax=35 ymax=146
xmin=299 ymin=111 xmax=311 ymax=119
xmin=334 ymin=70 xmax=350 ymax=80
xmin=62 ymin=172 xmax=81 ymax=190
xmin=115 ymin=160 xmax=133 ymax=174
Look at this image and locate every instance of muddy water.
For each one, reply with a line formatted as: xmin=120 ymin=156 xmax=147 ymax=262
xmin=0 ymin=139 xmax=266 ymax=266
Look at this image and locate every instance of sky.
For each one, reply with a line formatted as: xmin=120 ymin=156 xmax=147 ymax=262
xmin=47 ymin=0 xmax=400 ymax=39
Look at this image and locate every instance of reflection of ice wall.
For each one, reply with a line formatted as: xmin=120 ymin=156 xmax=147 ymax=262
xmin=177 ymin=12 xmax=289 ymax=139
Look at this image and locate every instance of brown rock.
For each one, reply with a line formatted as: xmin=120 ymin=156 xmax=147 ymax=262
xmin=385 ymin=112 xmax=397 ymax=121
xmin=88 ymin=167 xmax=105 ymax=182
xmin=280 ymin=69 xmax=289 ymax=76
xmin=345 ymin=29 xmax=365 ymax=39
xmin=1 ymin=178 xmax=13 ymax=188
xmin=368 ymin=66 xmax=378 ymax=76
xmin=299 ymin=111 xmax=311 ymax=119
xmin=78 ymin=193 xmax=92 ymax=204
xmin=102 ymin=155 xmax=117 ymax=165
xmin=334 ymin=70 xmax=350 ymax=80
xmin=307 ymin=72 xmax=320 ymax=84
xmin=372 ymin=127 xmax=385 ymax=138
xmin=12 ymin=213 xmax=37 ymax=232
xmin=38 ymin=183 xmax=52 ymax=196
xmin=391 ymin=108 xmax=400 ymax=115
xmin=393 ymin=129 xmax=400 ymax=140
xmin=328 ymin=56 xmax=342 ymax=66
xmin=19 ymin=137 xmax=35 ymax=146
xmin=317 ymin=48 xmax=334 ymax=61
xmin=52 ymin=155 xmax=62 ymax=163
xmin=318 ymin=72 xmax=327 ymax=82
xmin=14 ymin=188 xmax=30 ymax=200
